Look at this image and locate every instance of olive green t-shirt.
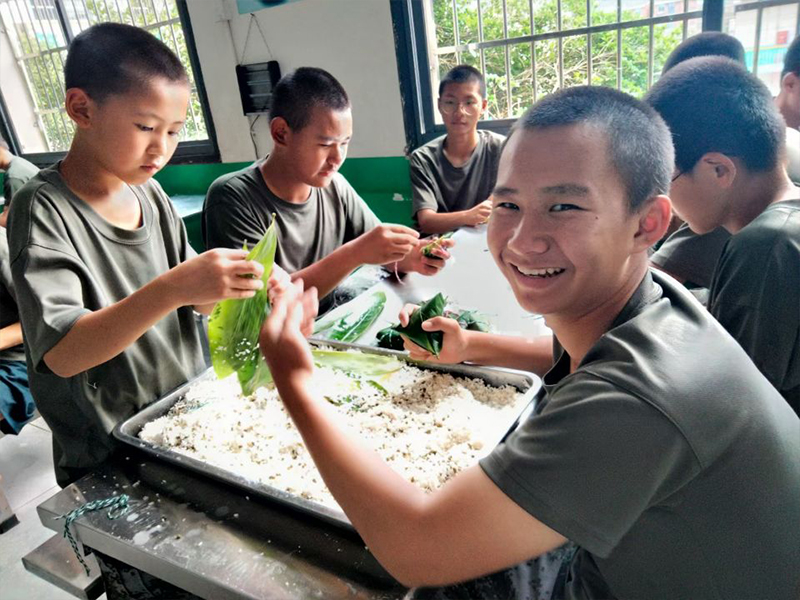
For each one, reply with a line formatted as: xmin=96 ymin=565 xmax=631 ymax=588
xmin=8 ymin=165 xmax=206 ymax=486
xmin=0 ymin=226 xmax=24 ymax=362
xmin=410 ymin=130 xmax=505 ymax=220
xmin=709 ymin=199 xmax=800 ymax=415
xmin=3 ymin=155 xmax=39 ymax=205
xmin=202 ymin=160 xmax=380 ymax=273
xmin=480 ymin=270 xmax=800 ymax=599
xmin=649 ymin=223 xmax=729 ymax=288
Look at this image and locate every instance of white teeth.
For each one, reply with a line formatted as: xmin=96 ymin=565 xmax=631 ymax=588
xmin=517 ymin=266 xmax=564 ymax=277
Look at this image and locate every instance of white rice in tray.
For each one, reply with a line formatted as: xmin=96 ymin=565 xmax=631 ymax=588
xmin=139 ymin=354 xmax=528 ymax=511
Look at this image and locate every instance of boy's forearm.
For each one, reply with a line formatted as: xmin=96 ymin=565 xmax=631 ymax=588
xmin=0 ymin=322 xmax=22 ymax=351
xmin=43 ymin=276 xmax=180 ymax=378
xmin=464 ymin=331 xmax=554 ymax=375
xmin=290 ymin=243 xmax=361 ymax=298
xmin=417 ymin=209 xmax=470 ymax=234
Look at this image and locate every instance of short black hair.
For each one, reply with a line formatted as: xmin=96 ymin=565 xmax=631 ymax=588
xmin=439 ymin=65 xmax=486 ymax=98
xmin=661 ymin=32 xmax=745 ymax=74
xmin=269 ymin=67 xmax=349 ymax=131
xmin=511 ymin=86 xmax=673 ymax=212
xmin=646 ymin=56 xmax=785 ymax=174
xmin=782 ymin=35 xmax=800 ymax=77
xmin=64 ymin=23 xmax=188 ymax=103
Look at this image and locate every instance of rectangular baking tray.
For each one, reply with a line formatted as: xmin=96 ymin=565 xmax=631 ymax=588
xmin=114 ymin=340 xmax=542 ymax=532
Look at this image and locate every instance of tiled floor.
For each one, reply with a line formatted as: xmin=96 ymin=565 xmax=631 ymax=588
xmin=0 ymin=417 xmax=104 ymax=600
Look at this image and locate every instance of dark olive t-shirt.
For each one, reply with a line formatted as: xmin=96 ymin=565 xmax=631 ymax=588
xmin=709 ymin=199 xmax=800 ymax=415
xmin=0 ymin=226 xmax=24 ymax=362
xmin=481 ymin=270 xmax=800 ymax=599
xmin=410 ymin=130 xmax=505 ymax=219
xmin=650 ymin=223 xmax=729 ymax=288
xmin=202 ymin=160 xmax=380 ymax=273
xmin=8 ymin=165 xmax=206 ymax=486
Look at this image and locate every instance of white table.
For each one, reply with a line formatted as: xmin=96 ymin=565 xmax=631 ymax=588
xmin=320 ymin=226 xmax=550 ymax=345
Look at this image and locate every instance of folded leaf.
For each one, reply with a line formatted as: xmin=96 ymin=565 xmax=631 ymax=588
xmin=208 ymin=218 xmax=278 ymax=393
xmin=422 ymin=231 xmax=454 ymax=258
xmin=376 ymin=326 xmax=405 ymax=351
xmin=391 ymin=293 xmax=447 ymax=356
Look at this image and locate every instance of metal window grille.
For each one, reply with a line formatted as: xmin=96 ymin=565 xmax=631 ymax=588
xmin=424 ymin=0 xmax=704 ymax=122
xmin=730 ymin=0 xmax=800 ymax=78
xmin=0 ymin=0 xmax=208 ymax=153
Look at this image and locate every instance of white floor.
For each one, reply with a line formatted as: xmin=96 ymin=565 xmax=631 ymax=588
xmin=0 ymin=417 xmax=104 ymax=600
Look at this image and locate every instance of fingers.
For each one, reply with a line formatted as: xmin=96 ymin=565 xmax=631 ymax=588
xmin=398 ymin=303 xmax=419 ymax=327
xmin=422 ymin=316 xmax=460 ymax=334
xmin=402 ymin=337 xmax=433 ymax=361
xmin=386 ymin=224 xmax=420 ymax=238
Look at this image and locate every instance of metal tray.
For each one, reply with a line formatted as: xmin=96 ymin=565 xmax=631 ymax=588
xmin=113 ymin=340 xmax=542 ymax=533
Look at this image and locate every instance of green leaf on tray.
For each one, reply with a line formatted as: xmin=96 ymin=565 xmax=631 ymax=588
xmin=310 ymin=349 xmax=402 ymax=376
xmin=208 ymin=218 xmax=278 ymax=394
xmin=315 ymin=292 xmax=386 ymax=343
xmin=452 ymin=309 xmax=490 ymax=333
xmin=376 ymin=326 xmax=405 ymax=351
xmin=390 ymin=292 xmax=447 ymax=356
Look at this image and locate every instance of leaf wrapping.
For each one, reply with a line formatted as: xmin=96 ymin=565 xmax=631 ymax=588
xmin=390 ymin=292 xmax=447 ymax=356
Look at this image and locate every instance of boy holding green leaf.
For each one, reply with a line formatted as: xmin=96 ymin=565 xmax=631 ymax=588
xmin=203 ymin=67 xmax=452 ymax=307
xmin=8 ymin=24 xmax=266 ymax=487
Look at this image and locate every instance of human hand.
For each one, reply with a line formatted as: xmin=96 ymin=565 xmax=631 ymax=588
xmin=354 ymin=224 xmax=420 ymax=265
xmin=268 ymin=267 xmax=319 ymax=337
xmin=397 ymin=303 xmax=471 ymax=363
xmin=397 ymin=236 xmax=455 ymax=276
xmin=165 ymin=248 xmax=264 ymax=308
xmin=464 ymin=200 xmax=493 ymax=227
xmin=259 ymin=279 xmax=316 ymax=387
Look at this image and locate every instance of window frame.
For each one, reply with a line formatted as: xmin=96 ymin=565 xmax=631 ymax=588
xmin=0 ymin=0 xmax=219 ymax=166
xmin=392 ymin=0 xmax=725 ymax=151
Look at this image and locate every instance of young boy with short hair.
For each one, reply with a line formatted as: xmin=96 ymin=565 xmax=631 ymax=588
xmin=259 ymin=86 xmax=800 ymax=599
xmin=203 ymin=67 xmax=449 ymax=307
xmin=651 ymin=34 xmax=800 ymax=288
xmin=8 ymin=23 xmax=265 ymax=487
xmin=647 ymin=57 xmax=800 ymax=415
xmin=410 ymin=65 xmax=505 ymax=234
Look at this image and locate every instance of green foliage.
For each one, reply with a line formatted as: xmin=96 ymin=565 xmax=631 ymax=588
xmin=391 ymin=292 xmax=448 ymax=357
xmin=3 ymin=0 xmax=207 ymax=152
xmin=431 ymin=0 xmax=687 ymax=119
xmin=315 ymin=292 xmax=387 ymax=344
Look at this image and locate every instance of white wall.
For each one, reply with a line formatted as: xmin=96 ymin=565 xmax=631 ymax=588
xmin=186 ymin=0 xmax=408 ymax=162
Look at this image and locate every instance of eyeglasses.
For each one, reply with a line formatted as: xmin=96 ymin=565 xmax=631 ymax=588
xmin=439 ymin=98 xmax=481 ymax=116
xmin=671 ymin=170 xmax=683 ymax=183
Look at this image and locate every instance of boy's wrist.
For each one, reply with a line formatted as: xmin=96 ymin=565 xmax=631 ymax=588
xmin=151 ymin=270 xmax=186 ymax=312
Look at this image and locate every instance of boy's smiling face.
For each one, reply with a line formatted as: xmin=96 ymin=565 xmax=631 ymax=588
xmin=488 ymin=124 xmax=650 ymax=320
xmin=86 ymin=76 xmax=189 ymax=185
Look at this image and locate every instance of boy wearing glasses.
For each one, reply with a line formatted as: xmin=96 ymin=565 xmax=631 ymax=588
xmin=410 ymin=65 xmax=505 ymax=234
xmin=647 ymin=57 xmax=800 ymax=416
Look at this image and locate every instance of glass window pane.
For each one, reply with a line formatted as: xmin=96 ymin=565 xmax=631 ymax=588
xmin=622 ymin=0 xmax=650 ymax=22
xmin=481 ymin=0 xmax=506 ymax=42
xmin=484 ymin=46 xmax=509 ymax=119
xmin=509 ymin=42 xmax=534 ymax=116
xmin=591 ymin=30 xmax=618 ymax=87
xmin=506 ymin=0 xmax=532 ymax=38
xmin=592 ymin=0 xmax=618 ymax=26
xmin=456 ymin=0 xmax=480 ymax=44
xmin=433 ymin=0 xmax=456 ymax=47
xmin=620 ymin=26 xmax=649 ymax=96
xmin=562 ymin=0 xmax=588 ymax=30
xmin=533 ymin=0 xmax=559 ymax=35
xmin=535 ymin=38 xmax=560 ymax=97
xmin=652 ymin=21 xmax=684 ymax=82
xmin=563 ymin=35 xmax=589 ymax=87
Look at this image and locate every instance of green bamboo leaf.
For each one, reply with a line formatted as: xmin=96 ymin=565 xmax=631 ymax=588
xmin=208 ymin=217 xmax=278 ymax=391
xmin=376 ymin=325 xmax=405 ymax=351
xmin=422 ymin=231 xmax=454 ymax=258
xmin=391 ymin=293 xmax=447 ymax=356
xmin=327 ymin=292 xmax=386 ymax=343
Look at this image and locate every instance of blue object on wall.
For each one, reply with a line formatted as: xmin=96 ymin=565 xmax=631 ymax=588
xmin=237 ymin=0 xmax=302 ymax=14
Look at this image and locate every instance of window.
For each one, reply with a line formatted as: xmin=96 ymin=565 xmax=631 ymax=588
xmin=724 ymin=0 xmax=800 ymax=94
xmin=0 ymin=0 xmax=217 ymax=163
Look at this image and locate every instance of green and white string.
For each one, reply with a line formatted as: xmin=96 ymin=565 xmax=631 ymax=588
xmin=56 ymin=494 xmax=130 ymax=576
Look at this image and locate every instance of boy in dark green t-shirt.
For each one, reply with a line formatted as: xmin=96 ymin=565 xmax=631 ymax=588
xmin=647 ymin=57 xmax=800 ymax=415
xmin=8 ymin=23 xmax=267 ymax=488
xmin=258 ymin=87 xmax=800 ymax=598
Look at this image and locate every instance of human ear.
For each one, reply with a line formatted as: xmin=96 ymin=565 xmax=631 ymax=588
xmin=700 ymin=152 xmax=737 ymax=190
xmin=64 ymin=89 xmax=94 ymax=129
xmin=270 ymin=117 xmax=291 ymax=147
xmin=634 ymin=195 xmax=671 ymax=249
